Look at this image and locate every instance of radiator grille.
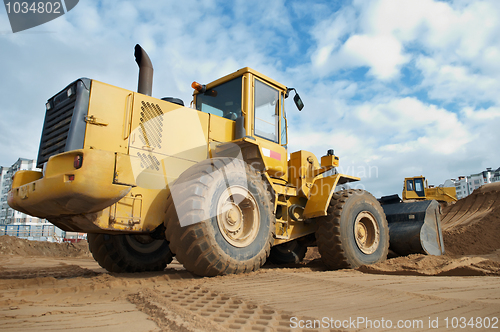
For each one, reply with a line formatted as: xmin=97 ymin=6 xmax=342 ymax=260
xmin=38 ymin=94 xmax=76 ymax=165
xmin=37 ymin=79 xmax=90 ymax=168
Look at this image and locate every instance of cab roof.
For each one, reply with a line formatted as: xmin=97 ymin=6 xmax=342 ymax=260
xmin=203 ymin=67 xmax=287 ymax=92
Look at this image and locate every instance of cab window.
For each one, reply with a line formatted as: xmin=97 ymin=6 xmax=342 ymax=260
xmin=195 ymin=77 xmax=242 ymax=120
xmin=406 ymin=179 xmax=414 ymax=191
xmin=254 ymin=79 xmax=279 ymax=142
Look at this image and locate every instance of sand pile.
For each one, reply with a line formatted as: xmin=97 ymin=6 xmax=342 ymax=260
xmin=0 ymin=235 xmax=90 ymax=258
xmin=441 ymin=182 xmax=500 ymax=255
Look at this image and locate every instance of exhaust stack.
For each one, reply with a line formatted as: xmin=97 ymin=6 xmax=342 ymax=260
xmin=134 ymin=44 xmax=153 ymax=96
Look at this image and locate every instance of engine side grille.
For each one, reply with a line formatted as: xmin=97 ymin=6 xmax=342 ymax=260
xmin=37 ymin=79 xmax=91 ymax=168
xmin=139 ymin=101 xmax=164 ymax=149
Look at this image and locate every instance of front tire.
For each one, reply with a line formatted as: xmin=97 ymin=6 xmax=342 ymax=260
xmin=87 ymin=233 xmax=173 ymax=273
xmin=165 ymin=158 xmax=274 ymax=276
xmin=315 ymin=189 xmax=389 ymax=269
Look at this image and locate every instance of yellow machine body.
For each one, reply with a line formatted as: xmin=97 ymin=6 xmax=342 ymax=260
xmin=402 ymin=176 xmax=457 ymax=203
xmin=9 ymin=68 xmax=359 ymax=246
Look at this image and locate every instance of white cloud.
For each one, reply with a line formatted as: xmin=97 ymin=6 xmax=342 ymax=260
xmin=311 ymin=0 xmax=500 ymax=93
xmin=462 ymin=106 xmax=500 ymax=121
xmin=417 ymin=56 xmax=500 ymax=104
xmin=356 ymin=0 xmax=430 ymax=41
xmin=351 ymin=97 xmax=472 ymax=157
xmin=342 ymin=34 xmax=408 ymax=79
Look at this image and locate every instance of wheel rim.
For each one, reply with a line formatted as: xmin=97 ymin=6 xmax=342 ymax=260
xmin=354 ymin=211 xmax=380 ymax=255
xmin=124 ymin=234 xmax=164 ymax=254
xmin=217 ymin=185 xmax=260 ymax=248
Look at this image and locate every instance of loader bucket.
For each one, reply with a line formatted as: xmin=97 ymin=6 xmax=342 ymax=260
xmin=381 ymin=200 xmax=445 ymax=256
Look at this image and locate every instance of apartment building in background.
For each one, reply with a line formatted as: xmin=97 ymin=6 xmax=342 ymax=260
xmin=450 ymin=167 xmax=500 ymax=200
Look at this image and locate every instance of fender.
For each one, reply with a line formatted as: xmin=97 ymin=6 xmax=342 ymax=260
xmin=303 ymin=173 xmax=360 ymax=219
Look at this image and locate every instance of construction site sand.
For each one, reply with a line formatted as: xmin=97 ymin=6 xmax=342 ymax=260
xmin=441 ymin=182 xmax=500 ymax=256
xmin=1 ymin=185 xmax=499 ymax=331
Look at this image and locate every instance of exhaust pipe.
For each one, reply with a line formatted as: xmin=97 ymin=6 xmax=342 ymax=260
xmin=134 ymin=44 xmax=153 ymax=96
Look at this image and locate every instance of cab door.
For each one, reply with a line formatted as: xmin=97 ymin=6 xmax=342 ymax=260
xmin=252 ymin=78 xmax=287 ymax=179
xmin=414 ymin=177 xmax=426 ymax=197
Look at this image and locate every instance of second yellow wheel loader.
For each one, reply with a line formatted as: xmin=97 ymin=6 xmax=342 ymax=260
xmin=8 ymin=45 xmax=443 ymax=276
xmin=403 ymin=176 xmax=457 ymax=203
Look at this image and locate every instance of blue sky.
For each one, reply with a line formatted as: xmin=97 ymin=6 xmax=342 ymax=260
xmin=1 ymin=0 xmax=499 ymax=197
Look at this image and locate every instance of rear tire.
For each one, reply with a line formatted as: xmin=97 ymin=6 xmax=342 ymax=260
xmin=269 ymin=240 xmax=307 ymax=264
xmin=88 ymin=233 xmax=173 ymax=273
xmin=315 ymin=189 xmax=389 ymax=269
xmin=165 ymin=158 xmax=274 ymax=276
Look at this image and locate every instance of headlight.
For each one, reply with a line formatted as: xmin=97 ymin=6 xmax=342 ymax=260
xmin=67 ymin=86 xmax=75 ymax=97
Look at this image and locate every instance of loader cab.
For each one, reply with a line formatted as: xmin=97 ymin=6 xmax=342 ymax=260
xmin=192 ymin=68 xmax=291 ymax=178
xmin=404 ymin=176 xmax=426 ymax=200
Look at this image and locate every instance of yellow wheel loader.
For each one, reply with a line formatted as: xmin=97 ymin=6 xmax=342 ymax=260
xmin=8 ymin=45 xmax=442 ymax=276
xmin=403 ymin=176 xmax=457 ymax=203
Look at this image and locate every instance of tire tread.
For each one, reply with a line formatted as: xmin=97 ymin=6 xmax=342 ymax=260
xmin=88 ymin=233 xmax=173 ymax=273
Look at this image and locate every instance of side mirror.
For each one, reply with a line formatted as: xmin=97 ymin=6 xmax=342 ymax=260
xmin=294 ymin=93 xmax=304 ymax=111
xmin=286 ymin=88 xmax=304 ymax=111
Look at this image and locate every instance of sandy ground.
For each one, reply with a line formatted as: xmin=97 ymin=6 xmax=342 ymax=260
xmin=1 ymin=183 xmax=499 ymax=331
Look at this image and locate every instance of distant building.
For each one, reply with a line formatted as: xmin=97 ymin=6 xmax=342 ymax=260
xmin=447 ymin=167 xmax=500 ymax=200
xmin=493 ymin=168 xmax=500 ymax=183
xmin=0 ymin=158 xmax=46 ymax=225
xmin=0 ymin=166 xmax=9 ymax=221
xmin=452 ymin=176 xmax=467 ymax=200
